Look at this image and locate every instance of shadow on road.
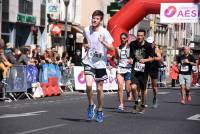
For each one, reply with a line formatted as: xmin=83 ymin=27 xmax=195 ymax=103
xmin=164 ymin=101 xmax=200 ymax=107
xmin=60 ymin=117 xmax=90 ymax=123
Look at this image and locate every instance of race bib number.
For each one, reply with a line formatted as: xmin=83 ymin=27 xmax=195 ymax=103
xmin=134 ymin=62 xmax=145 ymax=72
xmin=88 ymin=49 xmax=103 ymax=62
xmin=181 ymin=65 xmax=189 ymax=72
xmin=117 ymin=67 xmax=129 ymax=74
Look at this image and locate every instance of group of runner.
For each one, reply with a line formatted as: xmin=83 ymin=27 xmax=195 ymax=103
xmin=82 ymin=10 xmax=195 ymax=123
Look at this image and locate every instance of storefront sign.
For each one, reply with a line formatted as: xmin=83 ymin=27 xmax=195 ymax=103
xmin=17 ymin=13 xmax=36 ymax=24
xmin=46 ymin=3 xmax=60 ymax=14
xmin=160 ymin=3 xmax=200 ymax=23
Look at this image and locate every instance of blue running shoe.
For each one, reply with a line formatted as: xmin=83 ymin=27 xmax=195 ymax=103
xmin=96 ymin=111 xmax=104 ymax=123
xmin=87 ymin=104 xmax=96 ymax=120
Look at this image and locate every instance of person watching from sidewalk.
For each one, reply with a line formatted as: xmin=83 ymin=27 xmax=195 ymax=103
xmin=192 ymin=59 xmax=199 ymax=86
xmin=115 ymin=32 xmax=133 ymax=112
xmin=196 ymin=57 xmax=200 ymax=87
xmin=169 ymin=61 xmax=179 ymax=87
xmin=0 ymin=48 xmax=12 ymax=82
xmin=146 ymin=37 xmax=161 ymax=108
xmin=71 ymin=49 xmax=82 ymax=66
xmin=177 ymin=46 xmax=196 ymax=104
xmin=129 ymin=29 xmax=154 ymax=114
xmin=82 ymin=10 xmax=114 ymax=122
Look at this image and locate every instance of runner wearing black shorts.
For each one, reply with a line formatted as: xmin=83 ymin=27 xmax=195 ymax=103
xmin=129 ymin=29 xmax=154 ymax=114
xmin=146 ymin=37 xmax=161 ymax=108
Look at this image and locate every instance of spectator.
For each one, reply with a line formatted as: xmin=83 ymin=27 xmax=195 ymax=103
xmin=169 ymin=61 xmax=179 ymax=87
xmin=44 ymin=48 xmax=53 ymax=63
xmin=158 ymin=55 xmax=167 ymax=87
xmin=196 ymin=57 xmax=200 ymax=87
xmin=0 ymin=48 xmax=12 ymax=81
xmin=4 ymin=43 xmax=17 ymax=64
xmin=71 ymin=49 xmax=82 ymax=66
xmin=18 ymin=47 xmax=31 ymax=65
xmin=192 ymin=59 xmax=198 ymax=86
xmin=0 ymin=39 xmax=5 ymax=49
xmin=32 ymin=45 xmax=42 ymax=61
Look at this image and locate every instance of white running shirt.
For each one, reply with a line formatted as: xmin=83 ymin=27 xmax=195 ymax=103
xmin=83 ymin=26 xmax=114 ymax=69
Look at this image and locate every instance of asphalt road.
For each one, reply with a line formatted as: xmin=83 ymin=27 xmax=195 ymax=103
xmin=0 ymin=88 xmax=200 ymax=134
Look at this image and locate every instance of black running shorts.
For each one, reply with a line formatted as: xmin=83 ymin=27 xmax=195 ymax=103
xmin=131 ymin=72 xmax=148 ymax=90
xmin=84 ymin=64 xmax=108 ymax=81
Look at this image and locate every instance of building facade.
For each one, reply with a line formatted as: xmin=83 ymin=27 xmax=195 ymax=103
xmin=1 ymin=0 xmax=46 ymax=49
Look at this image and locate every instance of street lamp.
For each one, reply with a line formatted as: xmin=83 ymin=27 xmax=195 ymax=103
xmin=63 ymin=0 xmax=70 ymax=50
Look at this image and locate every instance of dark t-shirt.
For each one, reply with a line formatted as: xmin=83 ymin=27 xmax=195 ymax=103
xmin=149 ymin=46 xmax=160 ymax=70
xmin=129 ymin=40 xmax=153 ymax=74
xmin=177 ymin=54 xmax=195 ymax=75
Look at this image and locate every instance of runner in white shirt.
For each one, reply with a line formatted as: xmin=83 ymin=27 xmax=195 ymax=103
xmin=115 ymin=33 xmax=133 ymax=111
xmin=82 ymin=10 xmax=114 ymax=123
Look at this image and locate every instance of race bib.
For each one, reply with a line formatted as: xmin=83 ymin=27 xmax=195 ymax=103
xmin=181 ymin=65 xmax=189 ymax=72
xmin=134 ymin=62 xmax=145 ymax=72
xmin=88 ymin=49 xmax=103 ymax=62
xmin=117 ymin=67 xmax=130 ymax=74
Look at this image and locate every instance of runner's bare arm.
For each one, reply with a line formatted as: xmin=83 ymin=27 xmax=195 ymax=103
xmin=99 ymin=35 xmax=114 ymax=50
xmin=82 ymin=37 xmax=90 ymax=50
xmin=139 ymin=57 xmax=154 ymax=63
xmin=154 ymin=47 xmax=162 ymax=61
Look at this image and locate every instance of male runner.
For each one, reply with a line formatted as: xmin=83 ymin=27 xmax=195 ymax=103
xmin=146 ymin=37 xmax=161 ymax=108
xmin=83 ymin=10 xmax=114 ymax=122
xmin=177 ymin=46 xmax=196 ymax=104
xmin=129 ymin=29 xmax=154 ymax=114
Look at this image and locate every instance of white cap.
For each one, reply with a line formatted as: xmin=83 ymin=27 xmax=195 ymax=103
xmin=6 ymin=42 xmax=13 ymax=48
xmin=146 ymin=37 xmax=154 ymax=43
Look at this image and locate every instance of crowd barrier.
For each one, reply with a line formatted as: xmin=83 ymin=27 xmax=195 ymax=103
xmin=0 ymin=64 xmax=63 ymax=101
xmin=1 ymin=64 xmax=170 ymax=101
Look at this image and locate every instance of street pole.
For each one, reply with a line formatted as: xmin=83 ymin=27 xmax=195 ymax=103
xmin=63 ymin=0 xmax=70 ymax=51
xmin=0 ymin=0 xmax=2 ymax=38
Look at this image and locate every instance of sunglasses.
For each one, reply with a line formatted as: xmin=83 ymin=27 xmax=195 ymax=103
xmin=121 ymin=37 xmax=127 ymax=40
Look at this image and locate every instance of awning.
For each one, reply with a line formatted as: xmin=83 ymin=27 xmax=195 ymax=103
xmin=71 ymin=25 xmax=83 ymax=34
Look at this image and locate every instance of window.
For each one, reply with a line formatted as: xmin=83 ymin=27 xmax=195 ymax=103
xmin=40 ymin=3 xmax=46 ymax=26
xmin=18 ymin=0 xmax=33 ymax=15
xmin=2 ymin=0 xmax=9 ymax=21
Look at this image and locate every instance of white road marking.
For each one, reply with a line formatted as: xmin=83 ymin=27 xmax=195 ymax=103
xmin=15 ymin=124 xmax=67 ymax=134
xmin=158 ymin=92 xmax=170 ymax=95
xmin=187 ymin=114 xmax=200 ymax=121
xmin=0 ymin=111 xmax=47 ymax=119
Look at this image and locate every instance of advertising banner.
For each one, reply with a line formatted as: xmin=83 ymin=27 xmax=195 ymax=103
xmin=73 ymin=66 xmax=118 ymax=91
xmin=160 ymin=3 xmax=200 ymax=23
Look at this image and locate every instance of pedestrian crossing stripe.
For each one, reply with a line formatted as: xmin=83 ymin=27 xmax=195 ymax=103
xmin=157 ymin=92 xmax=170 ymax=95
xmin=187 ymin=114 xmax=200 ymax=121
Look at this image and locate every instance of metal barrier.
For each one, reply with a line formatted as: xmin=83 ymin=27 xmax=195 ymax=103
xmin=4 ymin=65 xmax=33 ymax=101
xmin=147 ymin=68 xmax=167 ymax=88
xmin=60 ymin=66 xmax=74 ymax=92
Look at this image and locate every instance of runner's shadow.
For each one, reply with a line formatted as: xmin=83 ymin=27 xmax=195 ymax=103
xmin=60 ymin=117 xmax=90 ymax=122
xmin=103 ymin=107 xmax=116 ymax=110
xmin=103 ymin=106 xmax=133 ymax=114
xmin=164 ymin=101 xmax=200 ymax=106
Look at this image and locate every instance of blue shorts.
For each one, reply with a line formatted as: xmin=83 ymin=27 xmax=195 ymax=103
xmin=119 ymin=72 xmax=132 ymax=81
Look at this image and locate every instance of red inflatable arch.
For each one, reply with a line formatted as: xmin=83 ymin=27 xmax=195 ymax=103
xmin=108 ymin=0 xmax=200 ymax=48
